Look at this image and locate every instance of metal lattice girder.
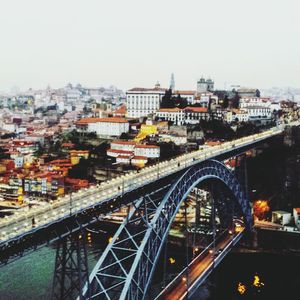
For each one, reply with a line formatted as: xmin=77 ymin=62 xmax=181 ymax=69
xmin=83 ymin=159 xmax=252 ymax=300
xmin=52 ymin=232 xmax=90 ymax=300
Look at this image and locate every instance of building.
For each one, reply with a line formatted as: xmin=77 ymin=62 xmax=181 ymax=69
xmin=226 ymin=109 xmax=249 ymax=123
xmin=76 ymin=117 xmax=129 ymax=137
xmin=239 ymin=97 xmax=272 ymax=109
xmin=293 ymin=208 xmax=300 ymax=229
xmin=134 ymin=144 xmax=160 ymax=158
xmin=110 ymin=140 xmax=137 ymax=152
xmin=173 ymin=90 xmax=196 ymax=104
xmin=155 ymin=108 xmax=185 ymax=125
xmin=272 ymin=211 xmax=291 ymax=226
xmin=184 ymin=107 xmax=210 ymax=124
xmin=197 ymin=77 xmax=214 ymax=94
xmin=126 ymin=83 xmax=167 ymax=118
xmin=237 ymin=88 xmax=260 ymax=98
xmin=246 ymin=106 xmax=272 ymax=122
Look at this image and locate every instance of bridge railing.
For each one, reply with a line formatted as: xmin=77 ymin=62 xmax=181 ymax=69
xmin=153 ymin=229 xmax=230 ymax=300
xmin=0 ymin=125 xmax=286 ymax=244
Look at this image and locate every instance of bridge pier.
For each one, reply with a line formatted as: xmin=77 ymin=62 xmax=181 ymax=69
xmin=51 ymin=231 xmax=90 ymax=300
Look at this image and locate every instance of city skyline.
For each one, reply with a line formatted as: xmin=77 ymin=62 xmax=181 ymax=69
xmin=1 ymin=0 xmax=300 ymax=92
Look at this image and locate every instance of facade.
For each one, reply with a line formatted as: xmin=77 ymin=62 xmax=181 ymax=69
xmin=293 ymin=208 xmax=300 ymax=229
xmin=237 ymin=88 xmax=259 ymax=98
xmin=226 ymin=109 xmax=249 ymax=123
xmin=107 ymin=141 xmax=160 ymax=160
xmin=173 ymin=90 xmax=196 ymax=104
xmin=134 ymin=145 xmax=160 ymax=158
xmin=126 ymin=83 xmax=166 ymax=118
xmin=185 ymin=107 xmax=210 ymax=124
xmin=197 ymin=77 xmax=214 ymax=94
xmin=76 ymin=117 xmax=129 ymax=137
xmin=239 ymin=97 xmax=272 ymax=109
xmin=246 ymin=106 xmax=272 ymax=122
xmin=272 ymin=211 xmax=291 ymax=226
xmin=155 ymin=108 xmax=185 ymax=125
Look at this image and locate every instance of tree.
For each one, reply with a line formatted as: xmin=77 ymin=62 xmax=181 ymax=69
xmin=161 ymin=89 xmax=175 ymax=108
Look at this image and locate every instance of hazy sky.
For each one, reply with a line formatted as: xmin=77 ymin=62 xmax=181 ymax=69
xmin=0 ymin=0 xmax=299 ymax=92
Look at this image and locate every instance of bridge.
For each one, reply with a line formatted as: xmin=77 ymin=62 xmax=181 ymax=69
xmin=0 ymin=123 xmax=293 ymax=299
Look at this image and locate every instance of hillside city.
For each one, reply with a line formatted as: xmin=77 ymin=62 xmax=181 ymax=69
xmin=0 ymin=75 xmax=299 ymax=210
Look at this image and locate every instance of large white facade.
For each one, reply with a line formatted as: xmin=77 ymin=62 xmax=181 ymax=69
xmin=76 ymin=117 xmax=129 ymax=137
xmin=156 ymin=108 xmax=185 ymax=125
xmin=126 ymin=85 xmax=166 ymax=118
xmin=246 ymin=106 xmax=272 ymax=121
xmin=239 ymin=97 xmax=271 ymax=109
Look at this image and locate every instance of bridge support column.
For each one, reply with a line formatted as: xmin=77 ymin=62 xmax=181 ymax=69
xmin=51 ymin=231 xmax=90 ymax=300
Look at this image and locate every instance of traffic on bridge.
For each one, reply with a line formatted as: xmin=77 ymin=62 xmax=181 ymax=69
xmin=0 ymin=126 xmax=284 ymax=246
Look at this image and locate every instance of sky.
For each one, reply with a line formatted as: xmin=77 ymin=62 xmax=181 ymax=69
xmin=0 ymin=0 xmax=299 ymax=92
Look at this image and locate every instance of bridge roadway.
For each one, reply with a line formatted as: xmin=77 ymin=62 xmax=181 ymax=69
xmin=157 ymin=228 xmax=245 ymax=300
xmin=0 ymin=126 xmax=285 ymax=248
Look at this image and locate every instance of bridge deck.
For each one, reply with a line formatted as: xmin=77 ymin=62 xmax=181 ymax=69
xmin=0 ymin=125 xmax=286 ymax=261
xmin=160 ymin=229 xmax=244 ymax=300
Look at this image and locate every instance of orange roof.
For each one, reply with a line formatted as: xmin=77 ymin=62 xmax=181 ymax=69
xmin=132 ymin=156 xmax=148 ymax=160
xmin=76 ymin=117 xmax=128 ymax=125
xmin=174 ymin=90 xmax=196 ymax=95
xmin=294 ymin=208 xmax=300 ymax=213
xmin=135 ymin=144 xmax=159 ymax=149
xmin=117 ymin=155 xmax=130 ymax=159
xmin=113 ymin=104 xmax=126 ymax=115
xmin=158 ymin=108 xmax=182 ymax=112
xmin=111 ymin=140 xmax=136 ymax=146
xmin=107 ymin=149 xmax=133 ymax=155
xmin=128 ymin=87 xmax=167 ymax=92
xmin=185 ymin=107 xmax=208 ymax=113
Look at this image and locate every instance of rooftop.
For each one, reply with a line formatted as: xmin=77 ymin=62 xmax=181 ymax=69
xmin=76 ymin=117 xmax=128 ymax=125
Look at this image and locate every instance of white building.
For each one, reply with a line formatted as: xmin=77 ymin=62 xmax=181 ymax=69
xmin=76 ymin=117 xmax=129 ymax=137
xmin=226 ymin=109 xmax=249 ymax=123
xmin=246 ymin=106 xmax=272 ymax=121
xmin=197 ymin=78 xmax=214 ymax=94
xmin=126 ymin=83 xmax=166 ymax=118
xmin=134 ymin=145 xmax=160 ymax=158
xmin=239 ymin=97 xmax=272 ymax=109
xmin=184 ymin=107 xmax=210 ymax=124
xmin=155 ymin=108 xmax=185 ymax=125
xmin=293 ymin=208 xmax=300 ymax=229
xmin=173 ymin=90 xmax=196 ymax=104
xmin=110 ymin=140 xmax=136 ymax=152
xmin=272 ymin=211 xmax=291 ymax=226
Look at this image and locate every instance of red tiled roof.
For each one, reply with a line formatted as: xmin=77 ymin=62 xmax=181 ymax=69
xmin=158 ymin=108 xmax=182 ymax=112
xmin=107 ymin=149 xmax=133 ymax=155
xmin=111 ymin=140 xmax=136 ymax=146
xmin=127 ymin=87 xmax=167 ymax=92
xmin=174 ymin=90 xmax=196 ymax=95
xmin=185 ymin=106 xmax=208 ymax=113
xmin=294 ymin=208 xmax=300 ymax=213
xmin=76 ymin=117 xmax=128 ymax=125
xmin=135 ymin=144 xmax=159 ymax=149
xmin=132 ymin=156 xmax=148 ymax=160
xmin=113 ymin=104 xmax=126 ymax=115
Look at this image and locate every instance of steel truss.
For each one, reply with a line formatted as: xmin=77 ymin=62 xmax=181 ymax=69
xmin=52 ymin=231 xmax=90 ymax=300
xmin=83 ymin=159 xmax=252 ymax=299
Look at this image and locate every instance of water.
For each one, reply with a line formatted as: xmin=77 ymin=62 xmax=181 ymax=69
xmin=1 ymin=140 xmax=300 ymax=299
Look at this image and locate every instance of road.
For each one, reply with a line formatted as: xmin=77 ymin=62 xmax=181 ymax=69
xmin=0 ymin=125 xmax=285 ymax=244
xmin=162 ymin=229 xmax=245 ymax=300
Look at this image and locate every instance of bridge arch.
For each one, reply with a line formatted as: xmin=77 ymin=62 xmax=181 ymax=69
xmin=84 ymin=159 xmax=252 ymax=300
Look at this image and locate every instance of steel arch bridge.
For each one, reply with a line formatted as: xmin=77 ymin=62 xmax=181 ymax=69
xmin=83 ymin=159 xmax=252 ymax=300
